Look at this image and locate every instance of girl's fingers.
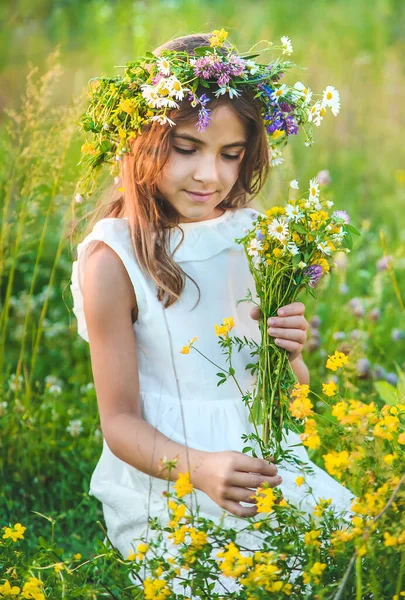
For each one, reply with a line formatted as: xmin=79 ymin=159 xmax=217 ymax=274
xmin=273 ymin=339 xmax=302 ymax=353
xmin=267 ymin=315 xmax=308 ymax=330
xmin=268 ymin=327 xmax=307 ymax=344
xmin=250 ymin=306 xmax=262 ymax=320
xmin=223 ymin=499 xmax=258 ymax=518
xmin=277 ymin=302 xmax=305 ymax=316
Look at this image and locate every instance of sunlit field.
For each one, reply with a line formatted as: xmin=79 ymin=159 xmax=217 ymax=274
xmin=1 ymin=0 xmax=404 ymax=597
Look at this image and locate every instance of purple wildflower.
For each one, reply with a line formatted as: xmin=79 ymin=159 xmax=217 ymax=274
xmin=376 ymin=255 xmax=392 ymax=271
xmin=256 ymin=230 xmax=265 ymax=241
xmin=304 ymin=264 xmax=323 ymax=288
xmin=332 ymin=210 xmax=350 ymax=224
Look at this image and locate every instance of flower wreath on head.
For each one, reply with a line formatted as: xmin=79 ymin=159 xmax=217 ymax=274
xmin=74 ymin=28 xmax=340 ymax=202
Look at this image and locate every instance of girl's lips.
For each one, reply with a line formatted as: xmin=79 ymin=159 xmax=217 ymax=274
xmin=185 ymin=190 xmax=216 ymax=202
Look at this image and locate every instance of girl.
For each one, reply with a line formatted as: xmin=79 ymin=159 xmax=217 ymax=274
xmin=70 ymin=32 xmax=354 ymax=593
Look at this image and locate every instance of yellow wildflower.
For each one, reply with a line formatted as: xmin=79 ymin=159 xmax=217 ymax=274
xmin=143 ymin=578 xmax=171 ymax=600
xmin=251 ymin=484 xmax=275 ymax=513
xmin=180 ymin=336 xmax=198 ymax=354
xmin=2 ymin=523 xmax=26 ymax=542
xmin=273 ymin=247 xmax=284 ymax=258
xmin=318 ymin=257 xmax=330 ymax=273
xmin=214 ymin=324 xmax=228 ymax=336
xmin=266 ymin=206 xmax=286 ymax=218
xmin=300 ymin=418 xmax=321 ymax=450
xmin=0 ymin=580 xmax=21 ymax=596
xmin=322 ymin=450 xmax=350 ymax=479
xmin=223 ymin=317 xmax=235 ymax=331
xmin=73 ymin=553 xmax=82 ymax=560
xmin=322 ymin=379 xmax=337 ymax=397
xmin=174 ymin=472 xmax=193 ymax=498
xmin=209 ymin=28 xmax=228 ymax=47
xmin=383 ymin=453 xmax=398 ymax=466
xmin=295 ymin=476 xmax=305 ymax=487
xmin=119 ymin=98 xmax=136 ymax=115
xmin=303 ymin=562 xmax=327 ymax=584
xmin=80 ymin=142 xmax=97 ymax=155
xmin=373 ymin=414 xmax=399 ymax=441
xmin=326 ymin=350 xmax=349 ymax=371
xmin=272 ymin=129 xmax=285 ymax=140
xmin=304 ymin=529 xmax=321 ymax=547
xmin=313 ymin=498 xmax=332 ymax=519
xmin=398 ymin=432 xmax=405 ymax=444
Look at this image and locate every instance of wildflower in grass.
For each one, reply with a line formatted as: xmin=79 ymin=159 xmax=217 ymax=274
xmin=251 ymin=483 xmax=276 ymax=513
xmin=216 ymin=541 xmax=253 ymax=577
xmin=289 ymin=179 xmax=299 ymax=189
xmin=167 ymin=500 xmax=188 ymax=527
xmin=54 ymin=562 xmax=64 ymax=572
xmin=73 ymin=553 xmax=82 ymax=560
xmin=313 ymin=498 xmax=332 ymax=518
xmin=303 ymin=562 xmax=327 ymax=584
xmin=304 ymin=529 xmax=321 ymax=547
xmin=322 ymin=450 xmax=350 ymax=479
xmin=2 ymin=523 xmax=26 ymax=542
xmin=267 ymin=217 xmax=289 ymax=241
xmin=214 ymin=317 xmax=234 ymax=337
xmin=322 ymin=379 xmax=337 ymax=397
xmin=326 ymin=350 xmax=349 ymax=371
xmin=143 ymin=578 xmax=171 ymax=600
xmin=180 ymin=336 xmax=198 ymax=354
xmin=383 ymin=531 xmax=405 ymax=547
xmin=66 ymin=419 xmax=84 ymax=437
xmin=373 ymin=413 xmax=400 ymax=441
xmin=21 ymin=578 xmax=45 ymax=600
xmin=300 ymin=418 xmax=321 ymax=450
xmin=383 ymin=453 xmax=398 ymax=466
xmin=174 ymin=472 xmax=193 ymax=498
xmin=0 ymin=580 xmax=21 ymax=595
xmin=398 ymin=432 xmax=405 ymax=444
xmin=290 ymin=383 xmax=313 ymax=419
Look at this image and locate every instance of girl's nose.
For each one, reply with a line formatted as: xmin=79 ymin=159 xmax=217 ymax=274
xmin=192 ymin=155 xmax=219 ymax=185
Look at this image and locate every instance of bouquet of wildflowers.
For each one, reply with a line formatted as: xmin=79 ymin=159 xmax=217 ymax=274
xmin=235 ymin=176 xmax=360 ymax=458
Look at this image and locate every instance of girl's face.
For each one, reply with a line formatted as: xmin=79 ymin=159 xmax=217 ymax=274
xmin=157 ymin=104 xmax=248 ymax=223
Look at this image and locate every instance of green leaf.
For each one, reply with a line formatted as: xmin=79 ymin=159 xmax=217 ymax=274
xmin=217 ymin=379 xmax=227 ymax=387
xmin=229 ymin=367 xmax=235 ymax=376
xmin=293 ymin=223 xmax=307 ymax=234
xmin=345 ymin=224 xmax=361 ymax=236
xmin=242 ymin=446 xmax=253 ymax=453
xmin=199 ymin=79 xmax=211 ymax=88
xmin=342 ymin=230 xmax=353 ymax=250
xmin=374 ymin=380 xmax=398 ymax=405
xmin=394 ymin=364 xmax=405 ymax=400
xmin=216 ymin=372 xmax=226 ymax=378
xmin=193 ymin=46 xmax=214 ymax=56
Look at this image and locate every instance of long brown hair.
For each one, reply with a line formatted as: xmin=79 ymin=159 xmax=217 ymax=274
xmin=71 ymin=33 xmax=270 ymax=313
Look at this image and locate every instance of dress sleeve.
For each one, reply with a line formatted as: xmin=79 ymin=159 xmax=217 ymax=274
xmin=69 ymin=219 xmax=148 ymax=342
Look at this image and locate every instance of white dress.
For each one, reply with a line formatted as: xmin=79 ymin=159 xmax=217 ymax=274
xmin=70 ymin=207 xmax=354 ymax=593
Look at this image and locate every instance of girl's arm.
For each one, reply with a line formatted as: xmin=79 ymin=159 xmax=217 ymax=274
xmin=289 ymin=352 xmax=310 ymax=385
xmin=82 ymin=243 xmax=206 ymax=486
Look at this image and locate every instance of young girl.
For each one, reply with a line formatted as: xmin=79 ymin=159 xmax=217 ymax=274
xmin=70 ymin=32 xmax=354 ymax=592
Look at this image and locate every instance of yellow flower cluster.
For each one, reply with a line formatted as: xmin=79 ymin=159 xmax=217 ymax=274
xmin=2 ymin=523 xmax=26 ymax=542
xmin=322 ymin=450 xmax=350 ymax=479
xmin=313 ymin=498 xmax=332 ymax=519
xmin=250 ymin=483 xmax=276 ymax=513
xmin=304 ymin=529 xmax=321 ymax=547
xmin=295 ymin=476 xmax=305 ymax=487
xmin=383 ymin=530 xmax=405 ymax=547
xmin=127 ymin=542 xmax=150 ymax=561
xmin=143 ymin=578 xmax=171 ymax=600
xmin=332 ymin=399 xmax=377 ymax=430
xmin=0 ymin=580 xmax=21 ymax=596
xmin=322 ymin=379 xmax=337 ymax=397
xmin=302 ymin=562 xmax=327 ymax=584
xmin=209 ymin=28 xmax=228 ymax=47
xmin=18 ymin=577 xmax=45 ymax=600
xmin=289 ymin=383 xmax=313 ymax=419
xmin=326 ymin=350 xmax=349 ymax=371
xmin=373 ymin=408 xmax=400 ymax=441
xmin=174 ymin=472 xmax=194 ymax=498
xmin=214 ymin=316 xmax=235 ymax=337
xmin=180 ymin=336 xmax=198 ymax=354
xmin=300 ymin=418 xmax=321 ymax=450
xmin=351 ymin=477 xmax=400 ymax=517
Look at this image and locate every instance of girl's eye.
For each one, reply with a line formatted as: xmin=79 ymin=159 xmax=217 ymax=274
xmin=174 ymin=147 xmax=241 ymax=161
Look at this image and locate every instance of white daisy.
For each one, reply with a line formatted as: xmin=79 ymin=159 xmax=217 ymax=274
xmin=285 ymin=203 xmax=304 ymax=222
xmin=317 ymin=241 xmax=332 ymax=255
xmin=166 ymin=76 xmax=185 ymax=101
xmin=280 ymin=36 xmax=293 ymax=55
xmin=322 ymin=85 xmax=340 ymax=116
xmin=247 ymin=238 xmax=262 ymax=256
xmin=214 ymin=86 xmax=241 ymax=99
xmin=307 ymin=102 xmax=326 ymax=127
xmin=289 ymin=179 xmax=299 ymax=189
xmin=153 ymin=97 xmax=179 ymax=109
xmin=268 ymin=217 xmax=289 ymax=242
xmin=287 ymin=241 xmax=300 ymax=256
xmin=150 ymin=114 xmax=176 ymax=127
xmin=270 ymin=148 xmax=284 ymax=167
xmin=308 ymin=177 xmax=320 ymax=201
xmin=245 ymin=59 xmax=259 ymax=75
xmin=326 ymin=200 xmax=334 ymax=208
xmin=270 ymin=83 xmax=289 ymax=103
xmin=157 ymin=57 xmax=171 ymax=76
xmin=292 ymin=81 xmax=313 ymax=104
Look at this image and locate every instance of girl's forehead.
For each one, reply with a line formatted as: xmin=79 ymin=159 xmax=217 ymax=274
xmin=175 ymin=106 xmax=248 ymax=143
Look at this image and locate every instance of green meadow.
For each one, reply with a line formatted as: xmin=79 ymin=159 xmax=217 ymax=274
xmin=0 ymin=0 xmax=404 ymax=597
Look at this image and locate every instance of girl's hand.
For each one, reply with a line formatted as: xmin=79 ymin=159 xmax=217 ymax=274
xmin=250 ymin=301 xmax=308 ymax=362
xmin=193 ymin=450 xmax=281 ymax=518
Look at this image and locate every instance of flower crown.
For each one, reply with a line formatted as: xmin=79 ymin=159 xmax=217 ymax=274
xmin=74 ymin=29 xmax=340 ymax=202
